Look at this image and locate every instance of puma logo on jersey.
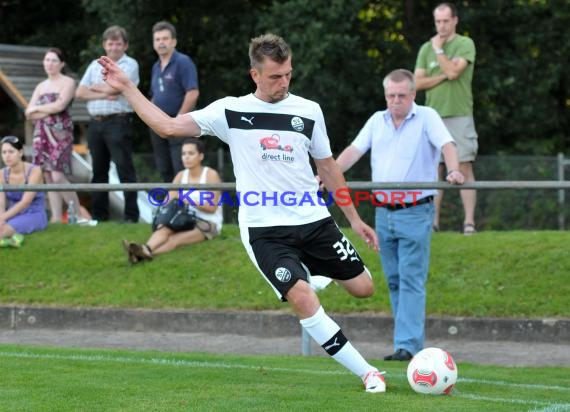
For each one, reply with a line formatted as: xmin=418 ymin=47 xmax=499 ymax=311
xmin=241 ymin=116 xmax=254 ymax=125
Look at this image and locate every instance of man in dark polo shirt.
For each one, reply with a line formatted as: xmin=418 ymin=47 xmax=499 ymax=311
xmin=149 ymin=21 xmax=199 ymax=182
xmin=75 ymin=25 xmax=140 ymax=223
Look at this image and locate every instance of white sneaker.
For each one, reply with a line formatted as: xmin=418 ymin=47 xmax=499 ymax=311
xmin=363 ymin=370 xmax=386 ymax=393
xmin=77 ymin=218 xmax=98 ymax=227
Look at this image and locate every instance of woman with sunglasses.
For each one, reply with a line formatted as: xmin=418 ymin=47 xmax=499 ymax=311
xmin=0 ymin=136 xmax=48 ymax=247
xmin=25 ymin=47 xmax=91 ymax=223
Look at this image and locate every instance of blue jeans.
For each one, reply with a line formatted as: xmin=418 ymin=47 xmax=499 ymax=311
xmin=375 ymin=202 xmax=434 ymax=355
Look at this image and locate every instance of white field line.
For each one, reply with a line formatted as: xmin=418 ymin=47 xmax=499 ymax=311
xmin=1 ymin=349 xmax=569 ymax=408
xmin=458 ymin=394 xmax=570 ymax=410
xmin=529 ymin=403 xmax=570 ymax=412
xmin=387 ymin=371 xmax=569 ymax=392
xmin=530 ymin=406 xmax=570 ymax=412
xmin=0 ymin=350 xmax=347 ymax=376
xmin=458 ymin=377 xmax=570 ymax=392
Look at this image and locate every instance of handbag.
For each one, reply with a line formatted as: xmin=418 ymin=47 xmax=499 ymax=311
xmin=152 ymin=199 xmax=197 ymax=232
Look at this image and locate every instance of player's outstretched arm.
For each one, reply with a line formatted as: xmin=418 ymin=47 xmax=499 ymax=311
xmin=97 ymin=56 xmax=201 ymax=138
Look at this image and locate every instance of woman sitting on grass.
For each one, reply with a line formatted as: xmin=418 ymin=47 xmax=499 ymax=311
xmin=123 ymin=138 xmax=223 ymax=263
xmin=0 ymin=135 xmax=48 ymax=247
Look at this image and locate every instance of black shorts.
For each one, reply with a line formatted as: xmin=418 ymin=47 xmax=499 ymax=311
xmin=244 ymin=217 xmax=366 ymax=301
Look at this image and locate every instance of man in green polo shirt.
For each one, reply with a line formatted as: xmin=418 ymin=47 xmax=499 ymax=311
xmin=414 ymin=2 xmax=477 ymax=235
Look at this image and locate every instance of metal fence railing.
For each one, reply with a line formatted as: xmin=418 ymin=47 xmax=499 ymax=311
xmin=3 ymin=180 xmax=570 ymax=231
xmin=4 ymin=181 xmax=570 ymax=192
xmin=3 ymin=152 xmax=570 ymax=229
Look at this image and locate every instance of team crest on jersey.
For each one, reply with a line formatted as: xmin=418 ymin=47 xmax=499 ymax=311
xmin=275 ymin=267 xmax=292 ymax=283
xmin=291 ymin=116 xmax=304 ymax=132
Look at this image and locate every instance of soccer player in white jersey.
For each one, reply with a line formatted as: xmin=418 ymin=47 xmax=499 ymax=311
xmin=97 ymin=33 xmax=386 ymax=393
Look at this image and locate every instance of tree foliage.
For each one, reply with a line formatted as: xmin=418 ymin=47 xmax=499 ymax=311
xmin=460 ymin=1 xmax=570 ymax=154
xmin=1 ymin=0 xmax=568 ymax=155
xmin=0 ymin=0 xmax=101 ymax=70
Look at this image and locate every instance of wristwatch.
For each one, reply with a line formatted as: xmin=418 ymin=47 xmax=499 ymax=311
xmin=435 ymin=48 xmax=445 ymax=55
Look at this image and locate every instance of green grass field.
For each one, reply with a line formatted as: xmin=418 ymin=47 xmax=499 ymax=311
xmin=2 ymin=223 xmax=570 ymax=410
xmin=1 ymin=223 xmax=569 ymax=317
xmin=0 ymin=345 xmax=568 ymax=412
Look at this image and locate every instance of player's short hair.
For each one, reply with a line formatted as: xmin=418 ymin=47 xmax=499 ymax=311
xmin=249 ymin=33 xmax=291 ymax=70
xmin=152 ymin=21 xmax=177 ymax=39
xmin=383 ymin=69 xmax=416 ymax=91
xmin=102 ymin=25 xmax=129 ymax=43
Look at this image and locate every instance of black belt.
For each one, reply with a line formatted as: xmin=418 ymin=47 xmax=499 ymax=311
xmin=377 ymin=195 xmax=433 ymax=211
xmin=91 ymin=113 xmax=131 ymax=122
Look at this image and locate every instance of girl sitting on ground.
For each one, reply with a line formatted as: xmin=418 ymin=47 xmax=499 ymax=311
xmin=123 ymin=138 xmax=223 ymax=263
xmin=0 ymin=135 xmax=48 ymax=247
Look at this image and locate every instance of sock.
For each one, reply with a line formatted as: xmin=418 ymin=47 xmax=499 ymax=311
xmin=300 ymin=306 xmax=376 ymax=378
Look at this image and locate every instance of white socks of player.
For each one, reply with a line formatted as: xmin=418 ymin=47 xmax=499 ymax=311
xmin=300 ymin=306 xmax=378 ymax=378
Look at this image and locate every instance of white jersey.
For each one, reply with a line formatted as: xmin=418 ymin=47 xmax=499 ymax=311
xmin=191 ymin=93 xmax=332 ymax=227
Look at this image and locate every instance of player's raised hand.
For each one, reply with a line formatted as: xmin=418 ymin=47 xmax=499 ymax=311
xmin=97 ymin=56 xmax=131 ymax=92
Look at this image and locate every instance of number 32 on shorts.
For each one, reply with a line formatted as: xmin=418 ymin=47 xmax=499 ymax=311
xmin=333 ymin=236 xmax=360 ymax=262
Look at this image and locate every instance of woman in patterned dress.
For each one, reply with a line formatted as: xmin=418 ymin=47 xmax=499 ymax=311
xmin=25 ymin=48 xmax=91 ymax=223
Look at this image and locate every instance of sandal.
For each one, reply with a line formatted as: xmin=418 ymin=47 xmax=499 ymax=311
xmin=463 ymin=223 xmax=477 ymax=236
xmin=122 ymin=239 xmax=140 ymax=265
xmin=129 ymin=243 xmax=153 ymax=261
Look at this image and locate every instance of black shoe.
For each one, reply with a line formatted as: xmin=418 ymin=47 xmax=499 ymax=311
xmin=383 ymin=349 xmax=413 ymax=361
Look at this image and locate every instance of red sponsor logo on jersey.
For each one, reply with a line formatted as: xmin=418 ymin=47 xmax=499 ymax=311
xmin=259 ymin=134 xmax=293 ymax=152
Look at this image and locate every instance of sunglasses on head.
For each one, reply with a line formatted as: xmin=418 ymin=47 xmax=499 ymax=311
xmin=1 ymin=136 xmax=20 ymax=144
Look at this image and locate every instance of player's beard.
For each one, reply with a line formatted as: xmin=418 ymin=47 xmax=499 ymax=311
xmin=270 ymin=88 xmax=288 ymax=103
